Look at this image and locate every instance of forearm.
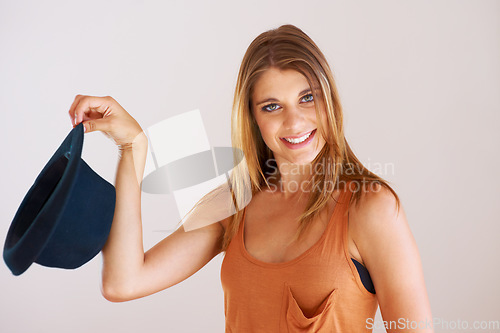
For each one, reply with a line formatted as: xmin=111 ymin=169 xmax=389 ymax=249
xmin=101 ymin=132 xmax=148 ymax=300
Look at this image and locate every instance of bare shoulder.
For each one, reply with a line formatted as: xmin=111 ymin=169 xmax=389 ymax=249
xmin=348 ymin=181 xmax=415 ymax=266
xmin=347 ymin=182 xmax=405 ymax=260
xmin=348 ymin=182 xmax=401 ymax=227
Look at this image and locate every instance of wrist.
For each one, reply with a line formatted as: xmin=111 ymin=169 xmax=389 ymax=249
xmin=118 ymin=131 xmax=148 ymax=153
xmin=117 ymin=132 xmax=148 ymax=188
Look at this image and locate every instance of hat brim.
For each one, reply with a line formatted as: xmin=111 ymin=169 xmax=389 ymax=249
xmin=4 ymin=124 xmax=86 ymax=275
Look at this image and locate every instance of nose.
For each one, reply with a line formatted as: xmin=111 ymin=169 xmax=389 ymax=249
xmin=282 ymin=106 xmax=306 ymax=133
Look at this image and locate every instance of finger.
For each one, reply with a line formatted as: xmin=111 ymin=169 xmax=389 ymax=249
xmin=74 ymin=96 xmax=112 ymax=126
xmin=81 ymin=118 xmax=110 ymax=133
xmin=68 ymin=94 xmax=85 ymax=127
xmin=82 ymin=106 xmax=107 ymax=122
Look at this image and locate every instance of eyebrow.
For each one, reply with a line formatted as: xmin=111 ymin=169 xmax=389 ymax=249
xmin=255 ymin=88 xmax=316 ymax=106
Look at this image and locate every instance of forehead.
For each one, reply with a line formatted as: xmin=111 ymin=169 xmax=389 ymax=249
xmin=252 ymin=68 xmax=309 ymax=98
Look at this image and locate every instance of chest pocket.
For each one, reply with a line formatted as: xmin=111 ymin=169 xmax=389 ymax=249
xmin=281 ymin=284 xmax=339 ymax=332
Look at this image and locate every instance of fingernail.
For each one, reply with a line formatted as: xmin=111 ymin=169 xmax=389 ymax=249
xmin=83 ymin=125 xmax=86 ymax=132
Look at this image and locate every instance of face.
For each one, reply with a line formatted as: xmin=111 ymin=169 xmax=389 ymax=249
xmin=251 ymin=67 xmax=327 ymax=166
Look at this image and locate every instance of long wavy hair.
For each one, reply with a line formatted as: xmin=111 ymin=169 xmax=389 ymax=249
xmin=179 ymin=24 xmax=400 ymax=252
xmin=210 ymin=24 xmax=402 ymax=252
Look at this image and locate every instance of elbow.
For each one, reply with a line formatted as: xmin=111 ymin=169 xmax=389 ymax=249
xmin=101 ymin=288 xmax=127 ymax=303
xmin=100 ymin=280 xmax=135 ymax=303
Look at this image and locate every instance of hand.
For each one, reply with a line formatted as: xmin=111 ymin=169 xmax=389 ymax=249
xmin=68 ymin=95 xmax=144 ymax=149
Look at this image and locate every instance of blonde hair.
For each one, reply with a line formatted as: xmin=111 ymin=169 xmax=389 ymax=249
xmin=182 ymin=24 xmax=401 ymax=252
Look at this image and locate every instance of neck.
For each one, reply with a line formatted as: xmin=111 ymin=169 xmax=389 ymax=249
xmin=266 ymin=157 xmax=315 ymax=200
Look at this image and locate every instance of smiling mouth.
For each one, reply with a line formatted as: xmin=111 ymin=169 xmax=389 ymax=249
xmin=281 ymin=129 xmax=315 ymax=144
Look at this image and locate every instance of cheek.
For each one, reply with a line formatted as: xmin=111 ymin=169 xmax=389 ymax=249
xmin=256 ymin=120 xmax=280 ymax=148
xmin=259 ymin=122 xmax=276 ymax=141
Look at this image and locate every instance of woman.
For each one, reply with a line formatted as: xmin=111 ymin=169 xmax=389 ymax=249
xmin=69 ymin=24 xmax=433 ymax=332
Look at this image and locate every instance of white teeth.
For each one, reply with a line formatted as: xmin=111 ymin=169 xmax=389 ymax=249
xmin=283 ymin=130 xmax=313 ymax=144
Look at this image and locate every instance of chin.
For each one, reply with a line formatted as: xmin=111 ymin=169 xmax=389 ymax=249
xmin=286 ymin=151 xmax=322 ymax=166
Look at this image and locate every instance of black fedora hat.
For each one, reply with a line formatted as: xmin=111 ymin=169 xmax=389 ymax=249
xmin=3 ymin=123 xmax=116 ymax=276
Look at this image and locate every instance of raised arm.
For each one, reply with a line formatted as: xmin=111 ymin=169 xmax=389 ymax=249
xmin=69 ymin=95 xmax=225 ymax=302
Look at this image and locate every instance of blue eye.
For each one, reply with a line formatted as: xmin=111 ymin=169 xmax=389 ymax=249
xmin=262 ymin=103 xmax=280 ymax=112
xmin=261 ymin=93 xmax=314 ymax=112
xmin=301 ymin=93 xmax=314 ymax=103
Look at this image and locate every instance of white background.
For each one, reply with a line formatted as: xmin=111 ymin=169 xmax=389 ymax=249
xmin=1 ymin=0 xmax=499 ymax=332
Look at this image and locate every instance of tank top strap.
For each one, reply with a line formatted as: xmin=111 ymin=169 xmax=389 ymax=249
xmin=234 ymin=181 xmax=355 ymax=259
xmin=322 ymin=181 xmax=354 ymax=252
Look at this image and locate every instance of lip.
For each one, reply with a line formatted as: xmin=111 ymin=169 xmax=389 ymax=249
xmin=280 ymin=129 xmax=315 ymax=140
xmin=280 ymin=129 xmax=316 ymax=150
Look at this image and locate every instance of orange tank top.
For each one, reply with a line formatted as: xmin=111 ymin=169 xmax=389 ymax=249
xmin=220 ymin=185 xmax=378 ymax=332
